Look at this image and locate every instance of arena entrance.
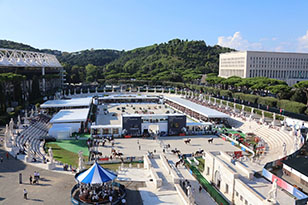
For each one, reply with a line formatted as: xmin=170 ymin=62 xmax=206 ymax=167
xmin=141 ymin=123 xmax=167 ymax=137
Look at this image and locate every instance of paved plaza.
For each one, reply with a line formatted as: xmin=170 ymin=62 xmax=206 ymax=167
xmin=97 ymin=135 xmax=242 ymax=158
xmin=0 ymin=143 xmax=143 ymax=205
xmin=96 ymin=103 xmax=179 ymax=126
xmin=0 ymin=144 xmax=75 ymax=205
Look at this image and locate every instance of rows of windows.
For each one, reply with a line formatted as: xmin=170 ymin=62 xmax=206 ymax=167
xmin=249 ymin=56 xmax=308 ymax=69
xmin=235 ymin=191 xmax=251 ymax=205
xmin=221 ymin=57 xmax=245 ymax=68
xmin=249 ymin=69 xmax=308 ymax=79
xmin=220 ymin=69 xmax=245 ymax=78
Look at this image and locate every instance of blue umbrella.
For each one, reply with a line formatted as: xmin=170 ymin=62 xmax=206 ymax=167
xmin=76 ymin=162 xmax=117 ymax=184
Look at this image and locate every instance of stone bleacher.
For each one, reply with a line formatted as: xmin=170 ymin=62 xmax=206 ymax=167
xmin=187 ymin=96 xmax=296 ymax=165
xmin=15 ymin=114 xmax=51 ymax=161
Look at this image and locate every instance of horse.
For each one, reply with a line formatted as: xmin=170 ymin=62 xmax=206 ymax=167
xmin=115 ymin=152 xmax=123 ymax=157
xmin=175 ymin=160 xmax=181 ymax=168
xmin=195 ymin=149 xmax=204 ymax=155
xmin=171 ymin=149 xmax=181 ymax=154
xmin=184 ymin=138 xmax=191 ymax=144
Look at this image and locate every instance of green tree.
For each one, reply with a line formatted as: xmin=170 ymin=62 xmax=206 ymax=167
xmin=85 ymin=64 xmax=97 ymax=82
xmin=293 ymin=81 xmax=308 ymax=106
xmin=267 ymin=84 xmax=291 ymax=99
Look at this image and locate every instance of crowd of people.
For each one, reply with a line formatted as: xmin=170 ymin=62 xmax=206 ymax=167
xmin=78 ymin=183 xmax=122 ymax=204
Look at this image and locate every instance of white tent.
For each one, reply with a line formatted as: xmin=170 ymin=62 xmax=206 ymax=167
xmin=48 ymin=124 xmax=73 ymax=139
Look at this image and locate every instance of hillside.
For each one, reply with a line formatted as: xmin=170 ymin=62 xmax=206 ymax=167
xmin=0 ymin=39 xmax=233 ymax=83
xmin=103 ymin=39 xmax=233 ymax=82
xmin=0 ymin=40 xmax=39 ymax=52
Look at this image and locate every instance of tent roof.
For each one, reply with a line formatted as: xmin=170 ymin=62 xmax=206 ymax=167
xmin=50 ymin=108 xmax=89 ymax=123
xmin=76 ymin=162 xmax=117 ymax=184
xmin=40 ymin=97 xmax=92 ymax=108
xmin=165 ymin=96 xmax=229 ymax=119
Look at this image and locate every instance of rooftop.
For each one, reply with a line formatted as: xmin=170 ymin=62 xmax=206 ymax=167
xmin=283 ymin=156 xmax=308 ymax=177
xmin=220 ymin=50 xmax=308 ymax=56
xmin=98 ymin=94 xmax=159 ymax=100
xmin=41 ymin=97 xmax=92 ymax=108
xmin=50 ymin=108 xmax=90 ymax=123
xmin=165 ymin=96 xmax=229 ymax=118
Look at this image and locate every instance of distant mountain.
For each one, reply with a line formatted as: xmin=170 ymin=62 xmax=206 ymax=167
xmin=0 ymin=39 xmax=233 ymax=84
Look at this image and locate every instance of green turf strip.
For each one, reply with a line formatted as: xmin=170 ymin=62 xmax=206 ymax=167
xmin=48 ymin=139 xmax=89 ymax=156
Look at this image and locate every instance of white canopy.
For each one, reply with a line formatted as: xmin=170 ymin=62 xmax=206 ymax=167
xmin=40 ymin=97 xmax=92 ymax=109
xmin=165 ymin=96 xmax=229 ymax=119
xmin=50 ymin=108 xmax=90 ymax=123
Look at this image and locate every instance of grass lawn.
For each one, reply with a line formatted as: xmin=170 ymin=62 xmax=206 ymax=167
xmin=45 ymin=143 xmax=143 ymax=171
xmin=45 ymin=143 xmax=84 ymax=167
xmin=195 ymin=157 xmax=205 ymax=172
xmin=94 ymin=162 xmax=144 ymax=172
xmin=71 ymin=133 xmax=91 ymax=139
xmin=48 ymin=139 xmax=89 ymax=156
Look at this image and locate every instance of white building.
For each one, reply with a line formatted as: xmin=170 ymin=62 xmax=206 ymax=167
xmin=219 ymin=51 xmax=308 ymax=86
xmin=201 ymin=150 xmax=300 ymax=205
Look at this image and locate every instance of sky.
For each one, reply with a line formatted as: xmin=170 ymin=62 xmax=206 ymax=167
xmin=0 ymin=0 xmax=308 ymax=52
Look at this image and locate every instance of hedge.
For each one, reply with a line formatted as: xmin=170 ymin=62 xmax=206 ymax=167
xmin=241 ymin=94 xmax=259 ymax=104
xmin=220 ymin=90 xmax=232 ymax=98
xmin=257 ymin=97 xmax=278 ymax=107
xmin=277 ymin=100 xmax=307 ymax=114
xmin=232 ymin=92 xmax=244 ymax=100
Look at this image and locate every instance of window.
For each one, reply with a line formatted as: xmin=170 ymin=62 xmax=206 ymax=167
xmin=225 ymin=184 xmax=229 ymax=194
xmin=207 ymin=167 xmax=210 ymax=175
xmin=245 ymin=200 xmax=248 ymax=205
xmin=236 ymin=191 xmax=239 ymax=197
xmin=240 ymin=195 xmax=243 ymax=201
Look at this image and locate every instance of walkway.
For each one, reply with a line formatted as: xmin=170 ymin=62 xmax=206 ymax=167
xmin=0 ymin=144 xmax=75 ymax=205
xmin=139 ymin=156 xmax=183 ymax=205
xmin=167 ymin=153 xmax=217 ymax=205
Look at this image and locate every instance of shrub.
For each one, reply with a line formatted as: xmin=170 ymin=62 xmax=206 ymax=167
xmin=257 ymin=97 xmax=278 ymax=107
xmin=241 ymin=94 xmax=259 ymax=104
xmin=277 ymin=100 xmax=307 ymax=114
xmin=232 ymin=92 xmax=244 ymax=100
xmin=220 ymin=90 xmax=232 ymax=98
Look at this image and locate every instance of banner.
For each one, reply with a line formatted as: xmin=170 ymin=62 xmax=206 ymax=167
xmin=262 ymin=168 xmax=307 ymax=200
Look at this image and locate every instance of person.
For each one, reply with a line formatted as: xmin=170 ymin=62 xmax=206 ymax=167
xmin=109 ymin=195 xmax=113 ymax=203
xmin=19 ymin=173 xmax=22 ymax=184
xmin=29 ymin=175 xmax=32 ymax=185
xmin=0 ymin=156 xmax=3 ymax=163
xmin=6 ymin=152 xmax=9 ymax=160
xmin=23 ymin=189 xmax=28 ymax=199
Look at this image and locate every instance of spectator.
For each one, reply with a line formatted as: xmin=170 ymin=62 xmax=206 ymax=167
xmin=23 ymin=189 xmax=28 ymax=200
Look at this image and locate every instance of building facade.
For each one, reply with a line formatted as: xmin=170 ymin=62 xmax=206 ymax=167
xmin=219 ymin=51 xmax=308 ymax=86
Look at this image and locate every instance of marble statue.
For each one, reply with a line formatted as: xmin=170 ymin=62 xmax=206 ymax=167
xmin=78 ymin=151 xmax=85 ymax=171
xmin=48 ymin=147 xmax=54 ymax=164
xmin=267 ymin=179 xmax=278 ymax=204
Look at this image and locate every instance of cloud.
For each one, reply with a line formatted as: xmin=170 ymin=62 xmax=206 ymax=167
xmin=297 ymin=30 xmax=308 ymax=52
xmin=217 ymin=32 xmax=263 ymax=51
